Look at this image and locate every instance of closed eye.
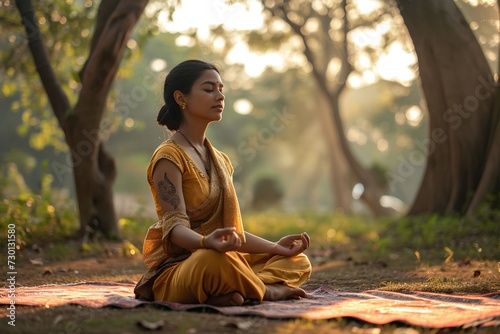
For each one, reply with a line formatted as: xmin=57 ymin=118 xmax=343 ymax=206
xmin=204 ymin=88 xmax=224 ymax=94
xmin=200 ymin=80 xmax=224 ymax=93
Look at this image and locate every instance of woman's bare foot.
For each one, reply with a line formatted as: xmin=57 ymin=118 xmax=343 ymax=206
xmin=205 ymin=292 xmax=244 ymax=306
xmin=264 ymin=284 xmax=306 ymax=301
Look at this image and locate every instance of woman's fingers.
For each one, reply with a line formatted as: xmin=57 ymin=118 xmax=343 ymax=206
xmin=301 ymin=232 xmax=310 ymax=250
xmin=214 ymin=227 xmax=236 ymax=237
xmin=287 ymin=233 xmax=310 ymax=250
xmin=209 ymin=228 xmax=242 ymax=252
xmin=287 ymin=233 xmax=310 ymax=254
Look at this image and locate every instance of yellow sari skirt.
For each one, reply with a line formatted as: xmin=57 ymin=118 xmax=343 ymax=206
xmin=152 ymin=249 xmax=312 ymax=303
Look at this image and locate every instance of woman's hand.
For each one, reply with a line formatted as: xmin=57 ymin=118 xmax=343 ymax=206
xmin=271 ymin=232 xmax=310 ymax=257
xmin=204 ymin=227 xmax=242 ymax=253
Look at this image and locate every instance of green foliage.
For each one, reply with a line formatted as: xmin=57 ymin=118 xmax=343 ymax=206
xmin=368 ymin=160 xmax=388 ymax=189
xmin=118 ymin=217 xmax=153 ymax=249
xmin=376 ymin=201 xmax=500 ymax=261
xmin=0 ymin=163 xmax=78 ymax=250
xmin=0 ymin=161 xmax=147 ymax=260
xmin=0 ymin=0 xmax=162 ymax=153
xmin=1 ymin=0 xmax=96 ymax=152
xmin=242 ymin=210 xmax=381 ymax=257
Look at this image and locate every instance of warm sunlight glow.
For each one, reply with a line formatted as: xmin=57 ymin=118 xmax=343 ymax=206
xmin=124 ymin=118 xmax=135 ymax=128
xmin=150 ymin=58 xmax=167 ymax=72
xmin=347 ymin=127 xmax=368 ymax=145
xmin=376 ymin=42 xmax=417 ymax=86
xmin=159 ymin=0 xmax=263 ymax=33
xmin=326 ymin=57 xmax=341 ymax=82
xmin=233 ymin=98 xmax=254 ymax=115
xmin=226 ymin=41 xmax=287 ymax=77
xmin=377 ymin=138 xmax=389 ymax=152
xmin=461 ymin=0 xmax=498 ymax=5
xmin=156 ymin=0 xmax=418 ymax=86
xmin=347 ymin=73 xmax=363 ymax=89
xmin=127 ymin=39 xmax=137 ymax=49
xmin=157 ymin=0 xmax=292 ymax=77
xmin=395 ymin=112 xmax=406 ymax=125
xmin=175 ymin=35 xmax=196 ymax=48
xmin=405 ymin=105 xmax=423 ymax=127
xmin=362 ymin=71 xmax=377 ymax=85
xmin=350 ymin=28 xmax=382 ymax=48
xmin=352 ymin=0 xmax=383 ymax=15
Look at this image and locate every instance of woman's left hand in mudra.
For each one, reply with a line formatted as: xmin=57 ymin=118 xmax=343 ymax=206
xmin=272 ymin=232 xmax=310 ymax=257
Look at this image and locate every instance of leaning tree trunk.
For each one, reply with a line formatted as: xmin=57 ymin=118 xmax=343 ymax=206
xmin=317 ymin=94 xmax=354 ymax=212
xmin=16 ymin=0 xmax=149 ymax=238
xmin=396 ymin=0 xmax=498 ymax=215
xmin=318 ymin=0 xmax=391 ymax=216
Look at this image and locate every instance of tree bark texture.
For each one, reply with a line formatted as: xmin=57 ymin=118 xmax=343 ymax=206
xmin=466 ymin=0 xmax=500 ymax=214
xmin=396 ymin=0 xmax=498 ymax=215
xmin=16 ymin=0 xmax=149 ymax=237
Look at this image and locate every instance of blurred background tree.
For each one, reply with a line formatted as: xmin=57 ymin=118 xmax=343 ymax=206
xmin=196 ymin=0 xmax=425 ymax=214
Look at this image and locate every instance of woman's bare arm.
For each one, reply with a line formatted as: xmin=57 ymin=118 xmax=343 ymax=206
xmin=152 ymin=159 xmax=200 ymax=250
xmin=240 ymin=231 xmax=310 ymax=256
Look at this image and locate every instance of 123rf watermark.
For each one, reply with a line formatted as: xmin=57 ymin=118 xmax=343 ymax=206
xmin=6 ymin=223 xmax=17 ymax=327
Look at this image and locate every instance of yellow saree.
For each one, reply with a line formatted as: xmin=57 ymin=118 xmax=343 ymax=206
xmin=134 ymin=139 xmax=311 ymax=302
xmin=134 ymin=139 xmax=246 ymax=300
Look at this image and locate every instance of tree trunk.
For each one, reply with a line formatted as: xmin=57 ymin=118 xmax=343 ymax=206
xmin=317 ymin=94 xmax=354 ymax=212
xmin=466 ymin=4 xmax=500 ymax=213
xmin=327 ymin=94 xmax=391 ymax=216
xmin=396 ymin=0 xmax=498 ymax=215
xmin=16 ymin=0 xmax=149 ymax=238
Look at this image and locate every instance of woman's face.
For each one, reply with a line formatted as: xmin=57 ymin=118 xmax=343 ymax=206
xmin=183 ymin=69 xmax=225 ymax=124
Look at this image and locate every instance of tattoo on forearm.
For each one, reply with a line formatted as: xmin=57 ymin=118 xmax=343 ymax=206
xmin=158 ymin=172 xmax=180 ymax=209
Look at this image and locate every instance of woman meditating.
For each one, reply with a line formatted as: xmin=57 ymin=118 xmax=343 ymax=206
xmin=134 ymin=60 xmax=312 ymax=306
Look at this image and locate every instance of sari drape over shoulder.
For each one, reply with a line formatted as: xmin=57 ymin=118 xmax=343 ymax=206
xmin=134 ymin=139 xmax=246 ymax=300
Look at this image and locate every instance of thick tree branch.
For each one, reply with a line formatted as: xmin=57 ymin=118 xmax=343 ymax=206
xmin=265 ymin=3 xmax=328 ymax=92
xmin=79 ymin=0 xmax=117 ymax=81
xmin=15 ymin=0 xmax=71 ymax=127
xmin=0 ymin=16 xmax=21 ymax=28
xmin=337 ymin=0 xmax=353 ymax=93
xmin=76 ymin=0 xmax=149 ymax=130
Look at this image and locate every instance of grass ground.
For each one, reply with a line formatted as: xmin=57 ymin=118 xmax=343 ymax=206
xmin=0 ymin=238 xmax=499 ymax=334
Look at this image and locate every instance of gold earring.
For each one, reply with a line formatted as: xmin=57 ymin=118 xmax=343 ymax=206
xmin=180 ymin=103 xmax=186 ymax=110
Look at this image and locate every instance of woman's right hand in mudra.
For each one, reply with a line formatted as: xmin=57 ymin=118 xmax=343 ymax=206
xmin=204 ymin=227 xmax=242 ymax=253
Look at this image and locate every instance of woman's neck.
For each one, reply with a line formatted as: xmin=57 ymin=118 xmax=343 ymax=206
xmin=176 ymin=123 xmax=207 ymax=148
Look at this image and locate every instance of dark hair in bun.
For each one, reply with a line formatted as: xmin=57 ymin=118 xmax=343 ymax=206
xmin=157 ymin=60 xmax=220 ymax=130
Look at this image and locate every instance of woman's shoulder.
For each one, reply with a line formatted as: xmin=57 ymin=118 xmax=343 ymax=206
xmin=148 ymin=140 xmax=188 ymax=174
xmin=153 ymin=139 xmax=188 ymax=156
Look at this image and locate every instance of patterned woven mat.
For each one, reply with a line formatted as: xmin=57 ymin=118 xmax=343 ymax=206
xmin=1 ymin=282 xmax=500 ymax=328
